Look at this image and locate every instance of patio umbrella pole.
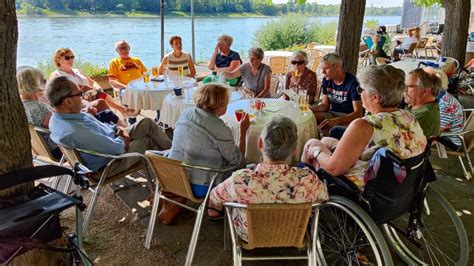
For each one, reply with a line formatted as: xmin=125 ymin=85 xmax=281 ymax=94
xmin=191 ymin=0 xmax=195 ymax=61
xmin=160 ymin=0 xmax=165 ymax=60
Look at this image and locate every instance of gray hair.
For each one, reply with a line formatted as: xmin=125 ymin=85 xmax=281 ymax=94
xmin=261 ymin=115 xmax=298 ymax=161
xmin=218 ymin=34 xmax=233 ymax=47
xmin=291 ymin=50 xmax=309 ymax=64
xmin=357 ymin=65 xmax=406 ymax=108
xmin=16 ymin=66 xmax=46 ymax=95
xmin=115 ymin=40 xmax=130 ymax=50
xmin=248 ymin=47 xmax=264 ymax=60
xmin=408 ymin=68 xmax=442 ymax=96
xmin=46 ymin=76 xmax=78 ymax=107
xmin=322 ymin=53 xmax=343 ymax=67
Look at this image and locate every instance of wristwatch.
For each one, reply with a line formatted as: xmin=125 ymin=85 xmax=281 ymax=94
xmin=312 ymin=148 xmax=322 ymax=160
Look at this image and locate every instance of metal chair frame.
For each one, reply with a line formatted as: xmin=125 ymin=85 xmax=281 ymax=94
xmin=59 ymin=145 xmax=150 ymax=236
xmin=29 ymin=125 xmax=68 ymax=191
xmin=439 ymin=109 xmax=474 ymax=180
xmin=144 ymin=151 xmax=236 ymax=265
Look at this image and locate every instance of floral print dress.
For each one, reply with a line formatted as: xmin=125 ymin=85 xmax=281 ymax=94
xmin=209 ymin=163 xmax=328 ymax=242
xmin=345 ymin=110 xmax=427 ymax=189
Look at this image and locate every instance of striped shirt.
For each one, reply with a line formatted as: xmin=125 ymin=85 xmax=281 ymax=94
xmin=438 ymin=91 xmax=463 ymax=146
xmin=166 ymin=51 xmax=191 ymax=76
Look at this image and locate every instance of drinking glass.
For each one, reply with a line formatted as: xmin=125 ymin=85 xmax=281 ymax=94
xmin=235 ymin=109 xmax=246 ymax=122
xmin=152 ymin=67 xmax=158 ymax=77
xmin=299 ymin=90 xmax=309 ymax=115
xmin=143 ymin=71 xmax=150 ymax=84
xmin=178 ymin=65 xmax=184 ymax=86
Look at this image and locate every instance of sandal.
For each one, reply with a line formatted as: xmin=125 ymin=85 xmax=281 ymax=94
xmin=208 ymin=207 xmax=225 ymax=221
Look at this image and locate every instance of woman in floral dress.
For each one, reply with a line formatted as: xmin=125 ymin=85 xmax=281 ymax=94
xmin=208 ymin=115 xmax=328 ymax=241
xmin=302 ymin=65 xmax=428 ymax=190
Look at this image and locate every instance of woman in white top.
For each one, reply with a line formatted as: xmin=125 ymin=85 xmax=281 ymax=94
xmin=49 ymin=48 xmax=133 ymax=119
xmin=158 ymin=36 xmax=196 ymax=77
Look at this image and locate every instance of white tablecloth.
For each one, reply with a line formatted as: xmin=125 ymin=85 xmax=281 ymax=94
xmin=389 ymin=59 xmax=434 ymax=74
xmin=159 ymin=89 xmax=244 ymax=128
xmin=221 ymin=99 xmax=317 ymax=164
xmin=122 ymin=75 xmax=197 ymax=111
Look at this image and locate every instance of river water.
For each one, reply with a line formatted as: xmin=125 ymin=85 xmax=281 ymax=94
xmin=18 ymin=16 xmax=401 ymax=68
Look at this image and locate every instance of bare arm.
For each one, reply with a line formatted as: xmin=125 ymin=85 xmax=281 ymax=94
xmin=108 ymin=77 xmax=127 ymax=89
xmin=332 ymin=100 xmax=363 ymax=125
xmin=312 ymin=95 xmax=330 ymax=112
xmin=317 ymin=119 xmax=373 ymax=176
xmin=207 ymin=43 xmax=219 ymax=70
xmin=256 ymin=73 xmax=271 ymax=98
xmin=187 ymin=56 xmax=197 ymax=77
xmin=158 ymin=56 xmax=169 ymax=75
xmin=49 ymin=71 xmax=59 ymax=81
xmin=224 ymin=68 xmax=242 ymax=80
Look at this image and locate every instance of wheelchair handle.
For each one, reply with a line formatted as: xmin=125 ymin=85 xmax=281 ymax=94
xmin=428 ymin=135 xmax=459 ymax=151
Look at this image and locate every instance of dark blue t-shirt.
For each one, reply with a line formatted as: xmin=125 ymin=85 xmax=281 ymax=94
xmin=322 ymin=72 xmax=361 ymax=114
xmin=216 ymin=50 xmax=242 ymax=68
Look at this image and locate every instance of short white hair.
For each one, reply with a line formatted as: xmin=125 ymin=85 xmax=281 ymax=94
xmin=261 ymin=115 xmax=298 ymax=161
xmin=115 ymin=40 xmax=130 ymax=50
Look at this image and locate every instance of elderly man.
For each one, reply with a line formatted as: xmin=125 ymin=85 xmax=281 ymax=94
xmin=404 ymin=68 xmax=441 ymax=138
xmin=47 ymin=76 xmax=171 ymax=175
xmin=108 ymin=40 xmax=148 ymax=124
xmin=311 ymin=53 xmax=363 ymax=135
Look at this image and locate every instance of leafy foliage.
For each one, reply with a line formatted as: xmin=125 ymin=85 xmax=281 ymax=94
xmin=254 ymin=14 xmax=337 ymax=50
xmin=36 ymin=58 xmax=108 ymax=78
xmin=412 ymin=0 xmax=443 ymax=7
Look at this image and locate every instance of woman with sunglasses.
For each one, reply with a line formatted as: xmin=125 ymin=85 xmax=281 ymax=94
xmin=285 ymin=50 xmax=318 ymax=104
xmin=224 ymin=47 xmax=271 ymax=98
xmin=50 ymin=48 xmax=133 ymax=120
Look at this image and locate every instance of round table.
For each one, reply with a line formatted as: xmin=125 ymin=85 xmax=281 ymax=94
xmin=389 ymin=59 xmax=434 ymax=74
xmin=159 ymin=89 xmax=244 ymax=128
xmin=122 ymin=75 xmax=197 ymax=111
xmin=221 ymin=99 xmax=317 ymax=164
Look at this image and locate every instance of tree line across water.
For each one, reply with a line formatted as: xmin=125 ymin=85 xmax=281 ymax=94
xmin=17 ymin=0 xmax=401 ymax=16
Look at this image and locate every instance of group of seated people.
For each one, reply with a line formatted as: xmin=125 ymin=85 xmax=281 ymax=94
xmin=20 ymin=31 xmax=466 ymax=240
xmin=366 ymin=25 xmax=422 ymax=64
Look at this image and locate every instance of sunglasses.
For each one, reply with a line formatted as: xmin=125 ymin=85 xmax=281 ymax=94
xmin=291 ymin=60 xmax=305 ymax=65
xmin=60 ymin=91 xmax=83 ymax=102
xmin=64 ymin=55 xmax=75 ymax=60
xmin=117 ymin=46 xmax=129 ymax=51
xmin=357 ymin=87 xmax=365 ymax=94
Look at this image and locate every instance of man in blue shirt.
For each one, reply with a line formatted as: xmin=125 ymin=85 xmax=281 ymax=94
xmin=311 ymin=53 xmax=363 ymax=135
xmin=47 ymin=76 xmax=171 ymax=175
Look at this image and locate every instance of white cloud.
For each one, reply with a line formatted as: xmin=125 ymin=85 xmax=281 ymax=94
xmin=272 ymin=0 xmax=403 ymax=7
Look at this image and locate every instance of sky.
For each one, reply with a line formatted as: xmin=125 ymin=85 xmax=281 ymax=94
xmin=272 ymin=0 xmax=404 ymax=7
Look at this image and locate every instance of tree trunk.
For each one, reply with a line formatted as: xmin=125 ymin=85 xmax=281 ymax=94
xmin=442 ymin=0 xmax=470 ymax=64
xmin=0 ymin=1 xmax=32 ymax=197
xmin=335 ymin=0 xmax=366 ymax=75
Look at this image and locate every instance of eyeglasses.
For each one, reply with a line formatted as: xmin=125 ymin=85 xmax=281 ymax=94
xmin=64 ymin=55 xmax=75 ymax=60
xmin=405 ymin=84 xmax=420 ymax=89
xmin=60 ymin=91 xmax=83 ymax=102
xmin=357 ymin=87 xmax=365 ymax=95
xmin=291 ymin=60 xmax=305 ymax=65
xmin=117 ymin=46 xmax=129 ymax=51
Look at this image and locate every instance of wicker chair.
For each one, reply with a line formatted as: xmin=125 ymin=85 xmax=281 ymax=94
xmin=414 ymin=37 xmax=429 ymax=59
xmin=269 ymin=75 xmax=285 ymax=98
xmin=310 ymin=56 xmax=322 ymax=73
xmin=223 ymin=202 xmax=316 ymax=265
xmin=144 ymin=151 xmax=236 ymax=265
xmin=401 ymin=42 xmax=418 ymax=59
xmin=436 ymin=109 xmax=474 ymax=180
xmin=59 ymin=145 xmax=149 ymax=235
xmin=29 ymin=125 xmax=68 ymax=190
xmin=268 ymin=56 xmax=289 ymax=76
xmin=306 ymin=42 xmax=318 ymax=50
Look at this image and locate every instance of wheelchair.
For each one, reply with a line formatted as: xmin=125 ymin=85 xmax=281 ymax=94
xmin=0 ymin=164 xmax=93 ymax=265
xmin=313 ymin=136 xmax=469 ymax=265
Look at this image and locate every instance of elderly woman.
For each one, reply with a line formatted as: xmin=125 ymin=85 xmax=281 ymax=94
xmin=208 ymin=115 xmax=328 ymax=239
xmin=225 ymin=47 xmax=272 ymax=98
xmin=157 ymin=83 xmax=250 ymax=224
xmin=204 ymin=34 xmax=242 ymax=86
xmin=50 ymin=47 xmax=132 ymax=120
xmin=285 ymin=50 xmax=318 ymax=104
xmin=302 ymin=65 xmax=427 ymax=190
xmin=158 ymin=35 xmax=196 ymax=77
xmin=18 ymin=66 xmax=61 ymax=159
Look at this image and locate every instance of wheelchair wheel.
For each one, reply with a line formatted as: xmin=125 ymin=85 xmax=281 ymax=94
xmin=383 ymin=186 xmax=469 ymax=265
xmin=316 ymin=195 xmax=393 ymax=265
